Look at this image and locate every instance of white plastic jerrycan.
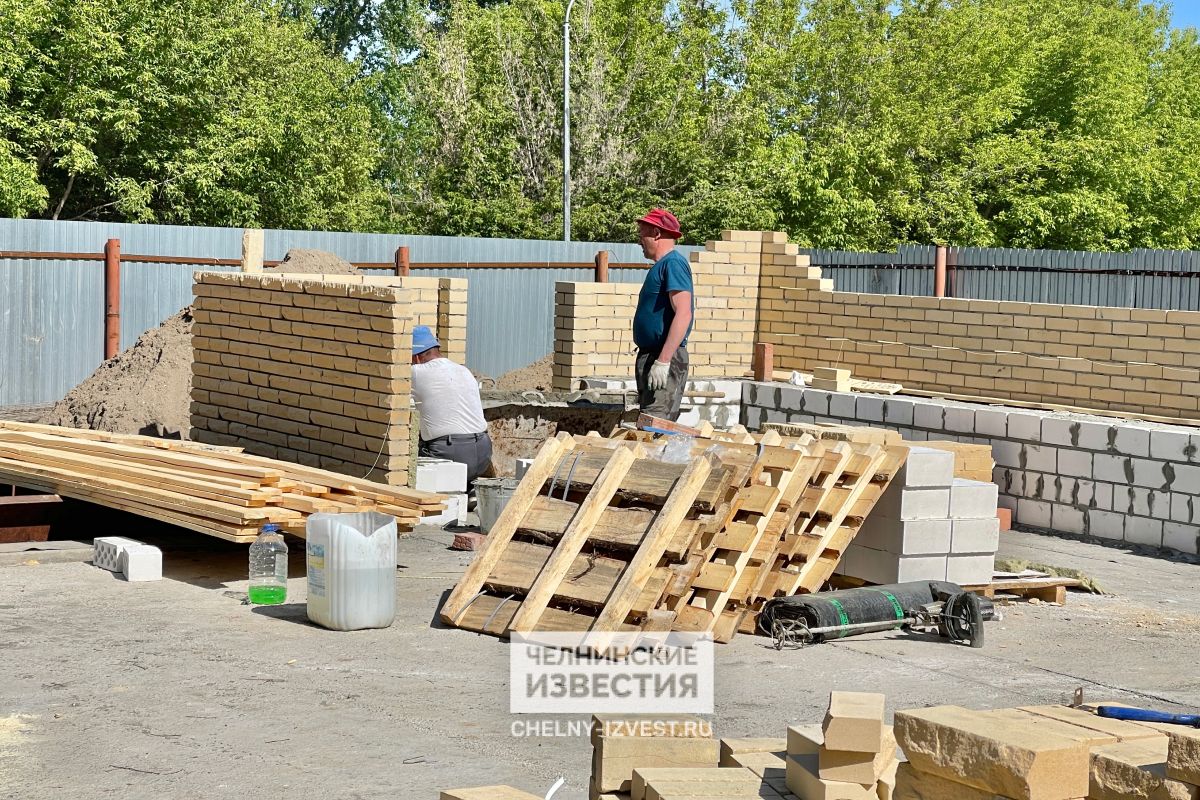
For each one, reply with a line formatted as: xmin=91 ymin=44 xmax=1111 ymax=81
xmin=305 ymin=511 xmax=397 ymax=631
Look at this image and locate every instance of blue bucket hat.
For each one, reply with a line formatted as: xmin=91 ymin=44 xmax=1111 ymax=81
xmin=413 ymin=325 xmax=440 ymax=356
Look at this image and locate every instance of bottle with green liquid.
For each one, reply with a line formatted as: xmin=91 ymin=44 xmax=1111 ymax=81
xmin=248 ymin=523 xmax=288 ymax=605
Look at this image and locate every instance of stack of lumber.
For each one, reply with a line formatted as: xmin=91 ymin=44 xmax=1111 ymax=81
xmin=443 ymin=693 xmax=1200 ymax=800
xmin=0 ymin=421 xmax=445 ymax=542
xmin=439 ymin=421 xmax=908 ymax=643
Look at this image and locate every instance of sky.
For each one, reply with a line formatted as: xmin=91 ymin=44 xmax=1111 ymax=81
xmin=1168 ymin=0 xmax=1200 ymax=29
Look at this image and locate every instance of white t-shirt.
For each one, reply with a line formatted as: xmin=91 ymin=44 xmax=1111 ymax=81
xmin=411 ymin=358 xmax=488 ymax=440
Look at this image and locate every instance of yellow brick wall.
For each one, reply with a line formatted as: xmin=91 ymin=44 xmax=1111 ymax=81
xmin=190 ymin=272 xmax=414 ymax=486
xmin=759 ymin=252 xmax=1200 ymax=420
xmin=551 ymin=231 xmax=764 ymax=390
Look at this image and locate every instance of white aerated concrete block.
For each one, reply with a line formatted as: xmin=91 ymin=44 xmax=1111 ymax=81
xmin=1006 ymin=412 xmax=1043 ymax=442
xmin=875 ymin=487 xmax=951 ymax=520
xmin=949 ymin=479 xmax=999 ymax=518
xmin=415 ymin=458 xmax=468 ymax=493
xmin=896 ymin=447 xmax=955 ymax=488
xmin=1040 ymin=416 xmax=1077 ymax=447
xmin=882 ymin=397 xmax=915 ymax=426
xmin=1023 ymin=444 xmax=1057 ymax=473
xmin=120 ymin=545 xmax=162 ymax=582
xmin=93 ymin=536 xmax=144 ymax=572
xmin=800 ymin=389 xmax=832 ymax=417
xmin=1016 ymin=498 xmax=1053 ymax=528
xmin=913 ymin=401 xmax=946 ymax=430
xmin=829 ymin=391 xmax=857 ymax=418
xmin=856 ymin=395 xmax=886 ymax=423
xmin=1051 ymin=503 xmax=1086 ymax=535
xmin=1150 ymin=428 xmax=1197 ymax=462
xmin=1113 ymin=425 xmax=1151 ymax=458
xmin=945 ymin=554 xmax=994 ymax=586
xmin=1163 ymin=522 xmax=1200 ymax=555
xmin=943 ymin=404 xmax=976 ymax=434
xmin=1087 ymin=509 xmax=1126 ymax=541
xmin=1125 ymin=516 xmax=1164 ymax=548
xmin=973 ymin=408 xmax=1008 ymax=437
xmin=951 ymin=518 xmax=1000 ymax=554
xmin=856 ymin=518 xmax=953 ymax=555
xmin=842 ymin=546 xmax=947 ymax=584
xmin=422 ymin=492 xmax=468 ymax=527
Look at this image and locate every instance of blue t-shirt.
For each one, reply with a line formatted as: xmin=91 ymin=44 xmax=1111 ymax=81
xmin=633 ymin=250 xmax=694 ymax=352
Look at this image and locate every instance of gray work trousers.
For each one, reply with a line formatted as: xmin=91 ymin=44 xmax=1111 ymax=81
xmin=418 ymin=431 xmax=494 ymax=487
xmin=635 ymin=347 xmax=689 ymax=422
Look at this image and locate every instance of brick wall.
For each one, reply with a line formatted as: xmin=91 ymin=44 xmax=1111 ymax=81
xmin=759 ymin=256 xmax=1200 ymax=421
xmin=551 ymin=231 xmax=764 ymax=390
xmin=400 ymin=276 xmax=468 ymax=364
xmin=190 ymin=272 xmax=413 ymax=486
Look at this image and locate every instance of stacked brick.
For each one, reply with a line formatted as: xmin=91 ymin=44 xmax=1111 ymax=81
xmin=759 ymin=261 xmax=1200 ymax=420
xmin=190 ymin=272 xmax=413 ymax=486
xmin=839 ymin=446 xmax=1000 ymax=586
xmin=551 ymin=231 xmax=764 ymax=390
xmin=786 ymin=692 xmax=900 ymax=800
xmin=741 ymin=382 xmax=1200 ymax=555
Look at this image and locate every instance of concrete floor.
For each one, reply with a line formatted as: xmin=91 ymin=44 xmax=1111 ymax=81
xmin=2 ymin=526 xmax=1198 ymax=800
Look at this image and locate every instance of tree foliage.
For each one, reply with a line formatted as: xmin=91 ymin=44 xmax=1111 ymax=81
xmin=1 ymin=0 xmax=1198 ymax=250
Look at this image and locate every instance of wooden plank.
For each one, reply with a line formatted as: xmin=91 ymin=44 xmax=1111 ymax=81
xmin=691 ymin=562 xmax=738 ymax=592
xmin=737 ymin=484 xmax=781 ymax=516
xmin=440 ymin=437 xmax=569 ymax=625
xmin=712 ymin=522 xmax=760 ymax=551
xmin=508 ymin=447 xmax=636 ymax=632
xmin=538 ymin=451 xmax=728 ymax=510
xmin=485 ymin=540 xmax=668 ymax=613
xmin=517 ymin=496 xmax=699 ymax=559
xmin=589 ymin=456 xmax=713 ymax=636
xmin=454 ymin=594 xmax=637 ymax=637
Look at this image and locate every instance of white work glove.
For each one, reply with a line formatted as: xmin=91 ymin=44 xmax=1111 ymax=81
xmin=648 ymin=360 xmax=671 ymax=391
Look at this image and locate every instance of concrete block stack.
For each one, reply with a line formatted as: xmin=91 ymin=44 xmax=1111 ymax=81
xmin=414 ymin=458 xmax=467 ymax=526
xmin=839 ymin=447 xmax=999 ymax=585
xmin=589 ymin=714 xmax=719 ymax=799
xmin=742 ymin=382 xmax=1200 ymax=555
xmin=191 ymin=272 xmax=413 ymax=486
xmin=786 ymin=692 xmax=900 ymax=800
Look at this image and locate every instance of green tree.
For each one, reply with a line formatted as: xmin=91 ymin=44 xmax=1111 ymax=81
xmin=0 ymin=0 xmax=384 ymax=229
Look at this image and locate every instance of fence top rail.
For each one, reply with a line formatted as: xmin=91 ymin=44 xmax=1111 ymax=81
xmin=0 ymin=250 xmax=650 ymax=271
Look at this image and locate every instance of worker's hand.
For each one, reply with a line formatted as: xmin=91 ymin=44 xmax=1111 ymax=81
xmin=648 ymin=360 xmax=671 ymax=391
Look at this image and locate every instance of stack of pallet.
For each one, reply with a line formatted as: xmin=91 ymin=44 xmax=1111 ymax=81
xmin=442 ymin=694 xmax=1200 ymax=800
xmin=439 ymin=423 xmax=908 ymax=643
xmin=0 ymin=421 xmax=445 ymax=542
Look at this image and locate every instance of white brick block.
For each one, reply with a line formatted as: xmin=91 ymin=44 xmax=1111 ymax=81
xmin=120 ymin=544 xmax=163 ymax=582
xmin=1075 ymin=420 xmax=1115 ymax=451
xmin=1124 ymin=516 xmax=1163 ymax=547
xmin=943 ymin=405 xmax=976 ymax=434
xmin=841 ymin=545 xmax=947 ymax=584
xmin=882 ymin=397 xmax=915 ymax=426
xmin=778 ymin=385 xmax=806 ymax=410
xmin=856 ymin=517 xmax=952 ymax=555
xmin=973 ymin=408 xmax=1008 ymax=437
xmin=1112 ymin=425 xmax=1151 ymax=457
xmin=949 ymin=479 xmax=998 ymax=518
xmin=1087 ymin=509 xmax=1126 ymax=541
xmin=1172 ymin=463 xmax=1200 ymax=495
xmin=950 ymin=518 xmax=1000 ymax=554
xmin=1149 ymin=428 xmax=1198 ymax=462
xmin=906 ymin=429 xmax=929 ymax=441
xmin=828 ymin=391 xmax=857 ymax=419
xmin=1163 ymin=522 xmax=1200 ymax=555
xmin=743 ymin=405 xmax=765 ymax=430
xmin=1127 ymin=487 xmax=1171 ymax=520
xmin=945 ymin=554 xmax=994 ymax=585
xmin=856 ymin=394 xmax=886 ymax=423
xmin=1023 ymin=444 xmax=1057 ymax=473
xmin=1170 ymin=493 xmax=1197 ymax=524
xmin=93 ymin=536 xmax=145 ymax=572
xmin=800 ymin=389 xmax=832 ymax=417
xmin=1040 ymin=416 xmax=1077 ymax=446
xmin=875 ymin=486 xmax=951 ymax=520
xmin=1057 ymin=448 xmax=1092 ymax=478
xmin=1051 ymin=503 xmax=1086 ymax=535
xmin=1015 ymin=498 xmax=1053 ymax=528
xmin=422 ymin=493 xmax=468 ymax=527
xmin=1006 ymin=412 xmax=1043 ymax=442
xmin=1092 ymin=481 xmax=1116 ymax=511
xmin=913 ymin=401 xmax=946 ymax=430
xmin=415 ymin=458 xmax=468 ymax=493
xmin=992 ymin=440 xmax=1022 ymax=468
xmin=1068 ymin=478 xmax=1097 ymax=508
xmin=1093 ymin=454 xmax=1131 ymax=484
xmin=1132 ymin=458 xmax=1169 ymax=489
xmin=896 ymin=447 xmax=955 ymax=488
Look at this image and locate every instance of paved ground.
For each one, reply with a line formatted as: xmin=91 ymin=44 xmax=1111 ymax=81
xmin=2 ymin=526 xmax=1198 ymax=800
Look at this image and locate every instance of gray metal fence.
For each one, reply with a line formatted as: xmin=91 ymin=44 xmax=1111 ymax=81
xmin=0 ymin=219 xmax=696 ymax=407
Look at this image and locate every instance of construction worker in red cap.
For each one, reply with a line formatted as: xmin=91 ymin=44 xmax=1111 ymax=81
xmin=633 ymin=208 xmax=693 ymax=421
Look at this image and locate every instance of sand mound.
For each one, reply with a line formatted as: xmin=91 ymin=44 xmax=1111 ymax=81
xmin=491 ymin=353 xmax=555 ymax=391
xmin=272 ymin=248 xmax=357 ymax=274
xmin=40 ymin=309 xmax=195 ymax=438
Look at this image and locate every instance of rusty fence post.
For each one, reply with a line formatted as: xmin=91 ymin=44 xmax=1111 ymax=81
xmin=934 ymin=244 xmax=948 ymax=298
xmin=395 ymin=245 xmax=410 ymax=277
xmin=753 ymin=342 xmax=774 ymax=382
xmin=104 ymin=238 xmax=121 ymax=359
xmin=594 ymin=250 xmax=608 ymax=282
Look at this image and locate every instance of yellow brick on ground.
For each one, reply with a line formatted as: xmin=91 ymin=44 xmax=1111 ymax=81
xmin=593 ymin=737 xmax=720 ymax=793
xmin=876 ymin=757 xmax=900 ymax=800
xmin=893 ymin=705 xmax=1090 ymax=800
xmin=1089 ymin=737 xmax=1199 ymax=800
xmin=632 ymin=767 xmax=760 ymax=800
xmin=820 ymin=727 xmax=898 ymax=784
xmin=440 ymin=786 xmax=542 ymax=800
xmin=892 ymin=762 xmax=1009 ymax=800
xmin=785 ymin=754 xmax=875 ymax=800
xmin=1016 ymin=706 xmax=1166 ymax=743
xmin=824 ymin=692 xmax=888 ymax=753
xmin=721 ymin=738 xmax=788 ymax=766
xmin=728 ymin=750 xmax=788 ymax=784
xmin=788 ymin=724 xmax=823 ymax=757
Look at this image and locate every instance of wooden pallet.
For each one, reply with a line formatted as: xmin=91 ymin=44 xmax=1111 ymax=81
xmin=827 ymin=574 xmax=1082 ymax=605
xmin=439 ymin=435 xmax=730 ymax=637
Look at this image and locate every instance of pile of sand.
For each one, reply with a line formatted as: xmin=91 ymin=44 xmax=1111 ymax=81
xmin=41 ymin=309 xmax=195 ymax=438
xmin=40 ymin=249 xmax=360 ymax=438
xmin=490 ymin=353 xmax=555 ymax=391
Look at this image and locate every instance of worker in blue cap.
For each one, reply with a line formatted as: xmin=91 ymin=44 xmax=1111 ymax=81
xmin=411 ymin=325 xmax=493 ymax=488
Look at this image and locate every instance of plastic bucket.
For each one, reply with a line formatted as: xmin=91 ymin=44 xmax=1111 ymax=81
xmin=476 ymin=477 xmax=520 ymax=534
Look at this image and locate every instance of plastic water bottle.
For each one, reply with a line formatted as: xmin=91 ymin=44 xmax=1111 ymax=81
xmin=248 ymin=523 xmax=288 ymax=605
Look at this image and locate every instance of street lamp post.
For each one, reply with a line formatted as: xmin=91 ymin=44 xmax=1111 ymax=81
xmin=562 ymin=0 xmax=576 ymax=242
